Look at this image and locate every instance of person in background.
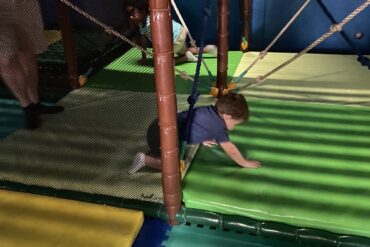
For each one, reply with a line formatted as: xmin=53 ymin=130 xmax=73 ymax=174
xmin=0 ymin=0 xmax=63 ymax=130
xmin=125 ymin=0 xmax=217 ymax=65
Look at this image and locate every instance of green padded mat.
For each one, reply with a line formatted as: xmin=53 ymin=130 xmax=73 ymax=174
xmin=86 ymin=48 xmax=243 ymax=94
xmin=183 ymin=98 xmax=370 ymax=238
xmin=163 ymin=224 xmax=305 ymax=247
xmin=236 ymin=52 xmax=370 ymax=106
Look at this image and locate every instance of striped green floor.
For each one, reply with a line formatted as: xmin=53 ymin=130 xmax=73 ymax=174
xmin=183 ymin=98 xmax=370 ymax=238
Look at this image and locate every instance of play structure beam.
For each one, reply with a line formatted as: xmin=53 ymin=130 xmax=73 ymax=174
xmin=56 ymin=0 xmax=80 ymax=89
xmin=148 ymin=0 xmax=182 ymax=224
xmin=217 ymin=0 xmax=229 ymax=95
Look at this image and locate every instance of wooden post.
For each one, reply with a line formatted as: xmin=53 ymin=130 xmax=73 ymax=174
xmin=216 ymin=0 xmax=229 ymax=96
xmin=56 ymin=0 xmax=80 ymax=89
xmin=148 ymin=0 xmax=181 ymax=225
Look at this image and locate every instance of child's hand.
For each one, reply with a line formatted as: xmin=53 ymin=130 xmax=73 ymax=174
xmin=241 ymin=159 xmax=261 ymax=168
xmin=202 ymin=140 xmax=217 ymax=147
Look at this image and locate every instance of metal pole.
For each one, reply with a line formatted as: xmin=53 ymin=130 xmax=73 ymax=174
xmin=56 ymin=0 xmax=79 ymax=89
xmin=148 ymin=0 xmax=182 ymax=225
xmin=216 ymin=0 xmax=229 ymax=96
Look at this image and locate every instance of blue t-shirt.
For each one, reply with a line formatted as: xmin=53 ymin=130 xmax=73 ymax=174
xmin=139 ymin=16 xmax=182 ymax=42
xmin=178 ymin=106 xmax=229 ymax=144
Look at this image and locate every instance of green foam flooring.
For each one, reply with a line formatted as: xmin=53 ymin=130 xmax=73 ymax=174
xmin=163 ymin=224 xmax=305 ymax=247
xmin=235 ymin=52 xmax=370 ymax=106
xmin=183 ymin=98 xmax=370 ymax=238
xmin=86 ymin=49 xmax=243 ymax=94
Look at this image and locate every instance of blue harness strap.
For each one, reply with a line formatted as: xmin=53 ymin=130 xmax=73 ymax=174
xmin=180 ymin=0 xmax=212 ymax=160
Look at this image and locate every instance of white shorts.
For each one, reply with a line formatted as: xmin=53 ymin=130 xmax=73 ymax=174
xmin=173 ymin=27 xmax=188 ymax=56
xmin=0 ymin=0 xmax=48 ymax=57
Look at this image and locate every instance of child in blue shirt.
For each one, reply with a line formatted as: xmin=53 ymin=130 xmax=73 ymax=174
xmin=130 ymin=93 xmax=261 ymax=173
xmin=125 ymin=0 xmax=217 ymax=64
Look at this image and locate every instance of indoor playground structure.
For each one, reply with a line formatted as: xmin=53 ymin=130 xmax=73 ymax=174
xmin=0 ymin=0 xmax=370 ymax=246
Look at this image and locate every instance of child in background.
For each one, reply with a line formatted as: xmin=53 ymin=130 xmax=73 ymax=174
xmin=125 ymin=0 xmax=217 ymax=65
xmin=129 ymin=92 xmax=261 ymax=174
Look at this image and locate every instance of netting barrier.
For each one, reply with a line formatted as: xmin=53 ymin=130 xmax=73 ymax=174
xmin=0 ymin=0 xmax=174 ymax=206
xmin=0 ymin=0 xmax=204 ymax=206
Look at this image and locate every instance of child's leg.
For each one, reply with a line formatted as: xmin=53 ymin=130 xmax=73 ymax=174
xmin=187 ymin=45 xmax=217 ymax=56
xmin=187 ymin=47 xmax=198 ymax=55
xmin=144 ymin=155 xmax=162 ymax=170
xmin=175 ymin=54 xmax=188 ymax=65
xmin=129 ymin=152 xmax=162 ymax=174
xmin=204 ymin=45 xmax=217 ymax=56
xmin=175 ymin=53 xmax=197 ymax=64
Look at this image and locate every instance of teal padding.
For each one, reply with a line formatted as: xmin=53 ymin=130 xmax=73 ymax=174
xmin=163 ymin=223 xmax=304 ymax=247
xmin=0 ymin=99 xmax=23 ymax=139
xmin=86 ymin=49 xmax=242 ymax=94
xmin=183 ymin=98 xmax=370 ymax=238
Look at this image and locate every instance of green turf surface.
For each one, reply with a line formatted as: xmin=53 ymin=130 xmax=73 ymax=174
xmin=163 ymin=224 xmax=305 ymax=247
xmin=85 ymin=48 xmax=243 ymax=94
xmin=183 ymin=98 xmax=370 ymax=238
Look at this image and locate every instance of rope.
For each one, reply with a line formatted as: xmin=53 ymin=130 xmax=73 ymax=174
xmin=180 ymin=0 xmax=212 ymax=160
xmin=232 ymin=0 xmax=311 ymax=85
xmin=316 ymin=0 xmax=370 ymax=70
xmin=58 ymin=0 xmax=195 ymax=82
xmin=237 ymin=0 xmax=370 ymax=91
xmin=171 ymin=0 xmax=196 ymax=47
xmin=171 ymin=0 xmax=216 ymax=82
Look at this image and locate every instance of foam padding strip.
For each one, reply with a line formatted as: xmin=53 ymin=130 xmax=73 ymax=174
xmin=183 ymin=98 xmax=370 ymax=238
xmin=163 ymin=223 xmax=304 ymax=247
xmin=0 ymin=189 xmax=143 ymax=247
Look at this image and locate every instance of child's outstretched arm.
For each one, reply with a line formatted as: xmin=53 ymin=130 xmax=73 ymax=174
xmin=219 ymin=141 xmax=261 ymax=168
